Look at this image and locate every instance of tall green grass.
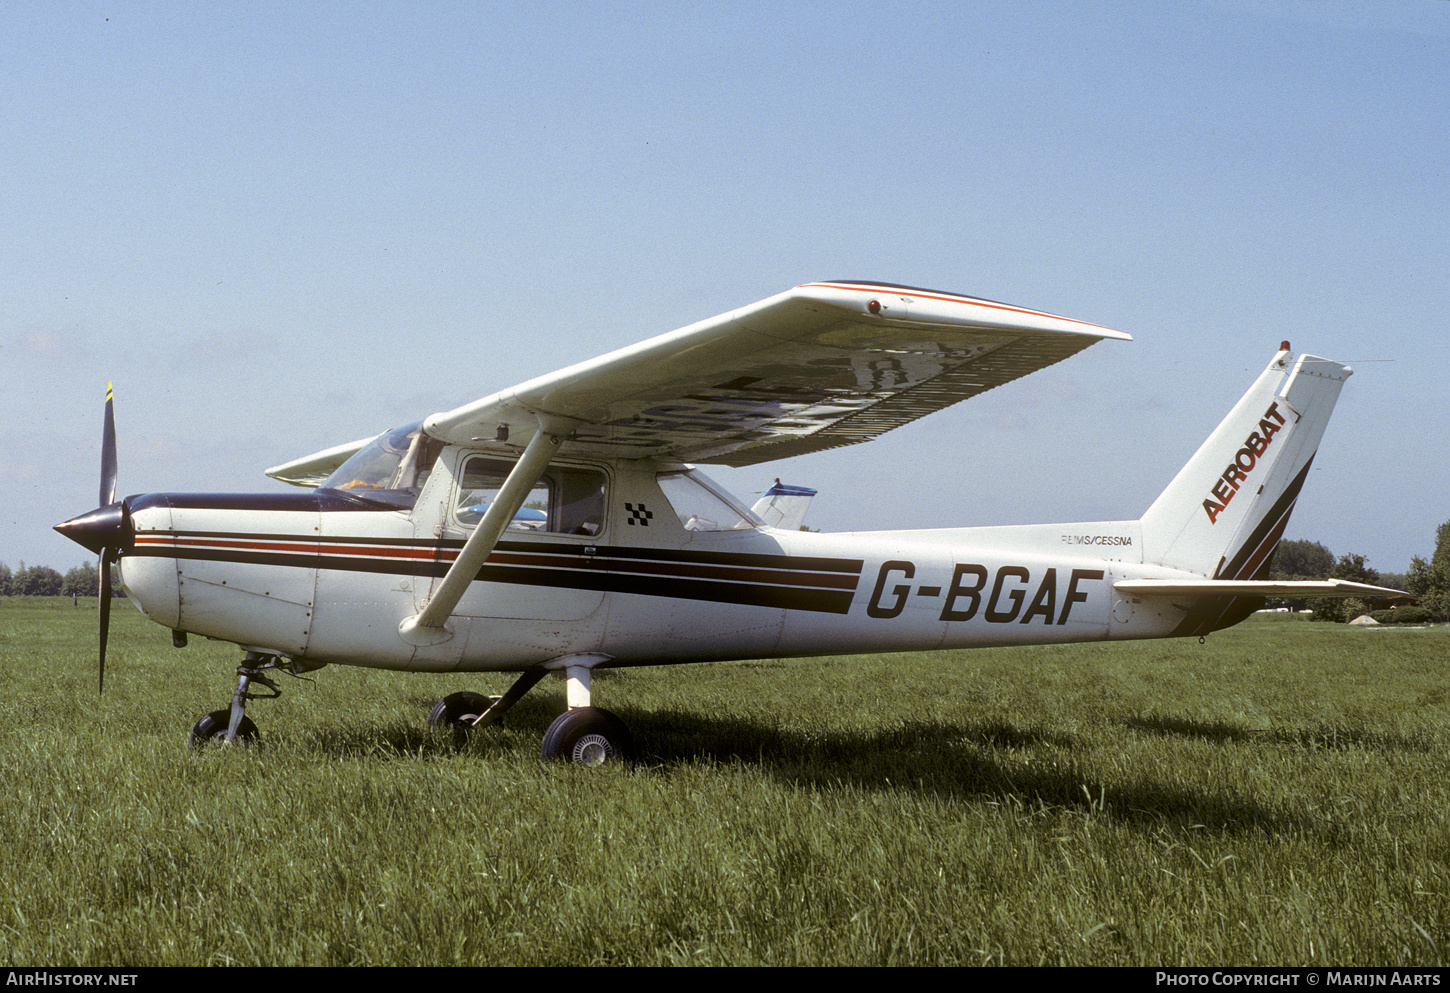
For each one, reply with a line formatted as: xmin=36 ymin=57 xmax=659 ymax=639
xmin=1 ymin=599 xmax=1446 ymax=965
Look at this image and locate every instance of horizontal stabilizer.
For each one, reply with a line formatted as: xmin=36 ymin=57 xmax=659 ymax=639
xmin=1115 ymin=579 xmax=1407 ymax=599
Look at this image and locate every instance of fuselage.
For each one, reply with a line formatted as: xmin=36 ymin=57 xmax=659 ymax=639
xmin=111 ymin=448 xmax=1201 ymax=673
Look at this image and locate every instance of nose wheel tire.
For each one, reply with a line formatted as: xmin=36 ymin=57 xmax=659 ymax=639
xmin=541 ymin=707 xmax=633 ymax=766
xmin=188 ymin=710 xmax=259 ymax=749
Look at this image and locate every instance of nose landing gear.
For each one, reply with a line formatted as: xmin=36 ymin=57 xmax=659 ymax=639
xmin=186 ymin=652 xmax=320 ymax=750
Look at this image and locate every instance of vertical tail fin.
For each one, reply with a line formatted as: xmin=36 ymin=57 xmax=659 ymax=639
xmin=1139 ymin=346 xmax=1352 ymax=580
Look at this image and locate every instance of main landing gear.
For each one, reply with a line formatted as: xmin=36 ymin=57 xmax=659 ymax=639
xmin=430 ymin=662 xmax=634 ymax=767
xmin=189 ymin=652 xmax=634 ymax=765
xmin=428 ymin=691 xmax=497 ymax=729
xmin=539 ymin=707 xmax=632 ymax=766
xmin=186 ymin=651 xmax=320 ymax=750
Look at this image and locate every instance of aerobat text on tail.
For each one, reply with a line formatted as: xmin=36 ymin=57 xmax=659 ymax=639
xmin=54 ymin=281 xmax=1397 ymax=764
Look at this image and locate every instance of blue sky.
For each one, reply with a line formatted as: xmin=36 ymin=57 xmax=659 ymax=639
xmin=5 ymin=0 xmax=1447 ymax=576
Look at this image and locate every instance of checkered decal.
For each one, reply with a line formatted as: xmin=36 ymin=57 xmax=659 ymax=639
xmin=625 ymin=503 xmax=653 ymax=526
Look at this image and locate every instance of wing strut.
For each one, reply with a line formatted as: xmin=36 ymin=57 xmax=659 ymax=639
xmin=398 ymin=423 xmax=564 ymax=646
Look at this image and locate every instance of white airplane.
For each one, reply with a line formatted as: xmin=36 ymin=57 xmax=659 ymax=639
xmin=55 ymin=281 xmax=1399 ymax=764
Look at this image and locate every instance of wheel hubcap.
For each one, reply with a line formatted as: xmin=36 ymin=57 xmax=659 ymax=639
xmin=573 ymin=734 xmax=612 ymax=766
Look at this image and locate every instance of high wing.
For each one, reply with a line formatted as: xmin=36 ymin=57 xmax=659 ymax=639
xmin=425 ymin=281 xmax=1129 ymax=466
xmin=269 ymin=281 xmax=1129 ymax=481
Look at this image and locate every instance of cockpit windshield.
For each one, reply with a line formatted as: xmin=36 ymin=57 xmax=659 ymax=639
xmin=320 ymin=421 xmax=443 ymax=510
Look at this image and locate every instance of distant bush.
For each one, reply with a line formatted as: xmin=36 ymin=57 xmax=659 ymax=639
xmin=1418 ymin=591 xmax=1449 ymax=622
xmin=1306 ymin=596 xmax=1369 ymax=623
xmin=1368 ymin=606 xmax=1434 ymax=625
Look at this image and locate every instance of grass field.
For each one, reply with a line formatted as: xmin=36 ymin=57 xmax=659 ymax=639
xmin=1 ymin=598 xmax=1446 ymax=966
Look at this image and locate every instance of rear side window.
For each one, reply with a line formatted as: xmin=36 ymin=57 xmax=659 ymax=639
xmin=656 ymin=469 xmax=762 ymax=531
xmin=456 ymin=457 xmax=606 ymax=535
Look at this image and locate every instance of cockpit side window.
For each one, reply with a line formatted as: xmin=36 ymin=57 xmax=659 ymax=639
xmin=455 ymin=456 xmax=606 ymax=536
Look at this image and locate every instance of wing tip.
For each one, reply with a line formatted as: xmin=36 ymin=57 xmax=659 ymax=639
xmin=795 ymin=280 xmax=1130 ymax=340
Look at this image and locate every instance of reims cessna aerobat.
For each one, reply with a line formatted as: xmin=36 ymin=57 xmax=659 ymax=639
xmin=55 ymin=281 xmax=1396 ymax=764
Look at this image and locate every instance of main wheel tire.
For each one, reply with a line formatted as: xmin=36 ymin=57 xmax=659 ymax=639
xmin=428 ymin=691 xmax=495 ymax=729
xmin=187 ymin=710 xmax=259 ymax=750
xmin=540 ymin=707 xmax=633 ymax=766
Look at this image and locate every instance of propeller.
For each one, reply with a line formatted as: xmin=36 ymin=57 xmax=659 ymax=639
xmin=55 ymin=383 xmax=130 ymax=694
xmin=97 ymin=383 xmax=117 ymax=693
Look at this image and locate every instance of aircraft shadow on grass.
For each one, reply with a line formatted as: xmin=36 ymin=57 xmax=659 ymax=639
xmin=1120 ymin=714 xmax=1440 ymax=753
xmin=634 ymin=708 xmax=1308 ymax=836
xmin=292 ymin=698 xmax=1312 ymax=837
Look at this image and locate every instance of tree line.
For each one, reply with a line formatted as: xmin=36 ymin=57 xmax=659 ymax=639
xmin=1268 ymin=518 xmax=1450 ymax=623
xmin=0 ymin=561 xmax=116 ymax=598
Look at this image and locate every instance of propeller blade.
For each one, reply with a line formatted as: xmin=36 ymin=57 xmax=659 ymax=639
xmin=98 ymin=382 xmax=118 ymax=694
xmin=98 ymin=550 xmax=113 ymax=694
xmin=100 ymin=382 xmax=117 ymax=508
